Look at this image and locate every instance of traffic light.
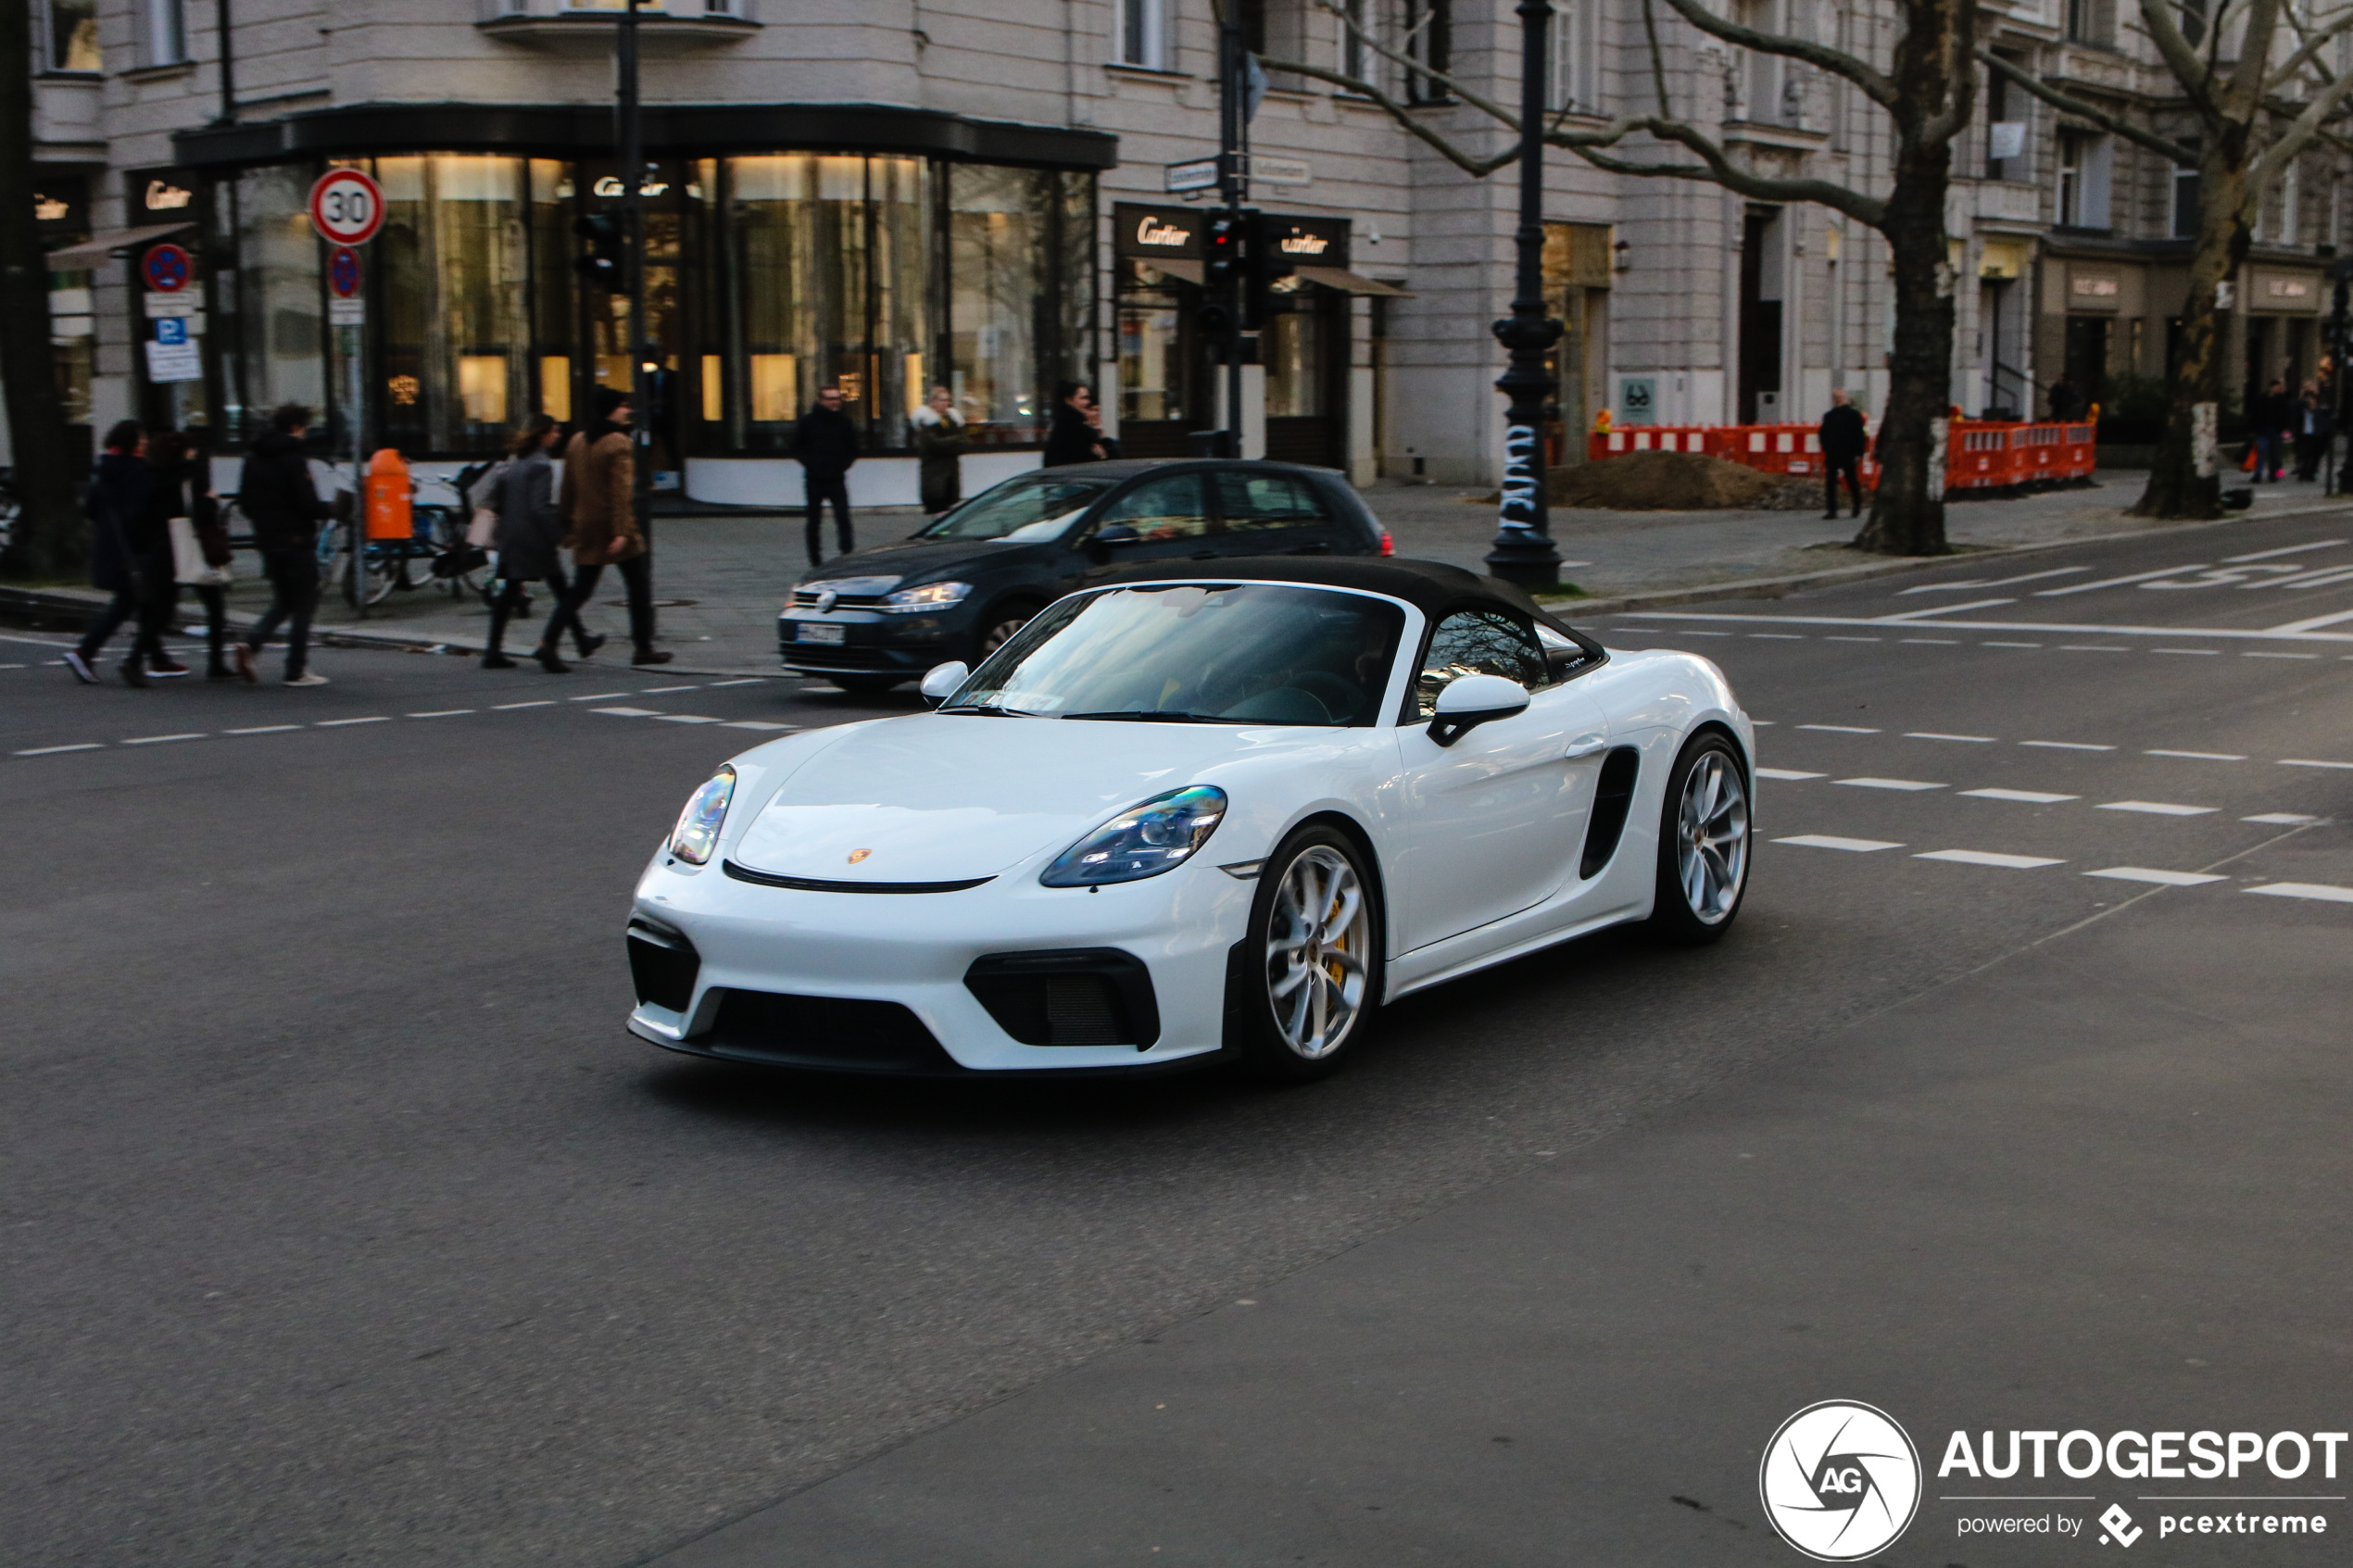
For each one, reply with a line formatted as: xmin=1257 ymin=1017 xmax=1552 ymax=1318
xmin=1245 ymin=211 xmax=1302 ymax=329
xmin=1198 ymin=210 xmax=1243 ymax=347
xmin=575 ymin=212 xmax=626 ymax=291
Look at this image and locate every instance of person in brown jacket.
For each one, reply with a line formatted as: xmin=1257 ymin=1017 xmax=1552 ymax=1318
xmin=556 ymin=386 xmax=671 ymax=666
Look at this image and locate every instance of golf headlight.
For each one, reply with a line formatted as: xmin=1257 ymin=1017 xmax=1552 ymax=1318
xmin=883 ymin=581 xmax=972 ymax=613
xmin=1041 ymin=785 xmax=1227 ymax=887
xmin=668 ymin=764 xmax=736 ymax=865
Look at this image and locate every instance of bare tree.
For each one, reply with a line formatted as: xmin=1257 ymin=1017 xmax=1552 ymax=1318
xmin=1983 ymin=0 xmax=2353 ymax=519
xmin=1267 ymin=0 xmax=1978 ymax=556
xmin=0 ymin=1 xmax=84 ymax=578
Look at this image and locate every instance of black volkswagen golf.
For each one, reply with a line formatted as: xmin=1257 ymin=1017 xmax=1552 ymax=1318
xmin=778 ymin=458 xmax=1392 ymax=693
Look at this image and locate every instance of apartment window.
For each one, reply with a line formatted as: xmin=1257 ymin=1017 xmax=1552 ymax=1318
xmin=1736 ymin=0 xmax=1786 ymax=124
xmin=1118 ymin=0 xmax=1170 ymax=69
xmin=2057 ymin=131 xmax=2111 ymax=228
xmin=136 ymin=0 xmax=187 ymax=67
xmin=48 ymin=0 xmax=100 ymax=71
xmin=2263 ymin=163 xmax=2301 ymax=244
xmin=2171 ymin=155 xmax=2201 ymax=238
xmin=1339 ymin=0 xmax=1372 ymax=81
xmin=1403 ymin=0 xmax=1451 ymax=104
xmin=1983 ymin=54 xmax=2026 ymax=180
xmin=2065 ymin=0 xmax=2116 ymax=44
xmin=1548 ymin=0 xmax=1601 ymax=113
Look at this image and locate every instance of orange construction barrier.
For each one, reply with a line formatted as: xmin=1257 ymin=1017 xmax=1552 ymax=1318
xmin=1587 ymin=425 xmax=1718 ymax=459
xmin=364 ymin=448 xmax=413 ymax=541
xmin=1589 ymin=417 xmax=2092 ymax=495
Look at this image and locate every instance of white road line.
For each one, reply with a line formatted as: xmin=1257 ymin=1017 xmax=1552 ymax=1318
xmin=2087 ymin=867 xmax=2228 ymax=886
xmin=315 ymin=716 xmax=390 ymax=727
xmin=706 ymin=678 xmax=766 ymax=687
xmin=1898 ymin=567 xmax=2089 ymax=593
xmin=1798 ymin=723 xmax=1880 ymax=734
xmin=1774 ymin=834 xmax=1905 ymax=852
xmin=1917 ymin=848 xmax=2065 ymax=869
xmin=2269 ymin=606 xmax=2353 ymax=633
xmin=17 ymin=743 xmax=101 ymax=756
xmin=1679 ymin=630 xmax=1732 ymax=636
xmin=224 ymin=724 xmax=298 ymax=735
xmin=0 ymin=663 xmax=25 ymax=670
xmin=1900 ymin=637 xmax=1960 ymax=645
xmin=2146 ymin=749 xmax=2245 ymax=761
xmin=1835 ymin=777 xmax=1946 ymax=791
xmin=1906 ymin=732 xmax=1995 ymax=743
xmin=1826 ymin=635 xmax=1881 ymax=642
xmin=2021 ymin=740 xmax=2115 ymax=751
xmin=2224 ymin=539 xmax=2347 ymax=562
xmin=491 ymin=700 xmax=556 ymax=710
xmin=1749 ymin=633 xmax=1806 ymax=639
xmin=2058 ymin=645 xmax=2130 ymax=653
xmin=1623 ymin=610 xmax=2353 ymax=645
xmin=2246 ymin=882 xmax=2353 ymax=904
xmin=122 ymin=733 xmax=207 ymax=745
xmin=720 ymin=721 xmax=799 ymax=731
xmin=2244 ymin=651 xmax=2321 ymax=659
xmin=2245 ymin=812 xmax=2322 ymax=824
xmin=2097 ymin=800 xmax=2218 ymax=816
xmin=1751 ymin=720 xmax=1776 ymax=726
xmin=2034 ymin=565 xmax=2206 ymax=596
xmin=1982 ymin=641 xmax=2043 ymax=648
xmin=1961 ymin=787 xmax=2079 ymax=803
xmin=2280 ymin=758 xmax=2353 ymax=771
xmin=591 ymin=707 xmax=661 ymax=717
xmin=2151 ymin=648 xmax=2221 ymax=655
xmin=639 ymin=684 xmax=701 ymax=694
xmin=570 ymin=692 xmax=631 ymax=701
xmin=653 ymin=714 xmax=723 ymax=724
xmin=1877 ymin=597 xmax=2017 ymax=621
xmin=1755 ymin=768 xmax=1826 ymax=780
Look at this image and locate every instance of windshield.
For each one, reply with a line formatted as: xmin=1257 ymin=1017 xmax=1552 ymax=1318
xmin=917 ymin=474 xmax=1116 ymax=543
xmin=946 ymin=583 xmax=1406 ymax=726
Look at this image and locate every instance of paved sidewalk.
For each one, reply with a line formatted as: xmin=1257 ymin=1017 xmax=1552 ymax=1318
xmin=17 ymin=470 xmax=2339 ymax=676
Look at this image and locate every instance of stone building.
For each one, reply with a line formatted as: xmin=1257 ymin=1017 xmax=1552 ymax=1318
xmin=16 ymin=0 xmax=2344 ymax=499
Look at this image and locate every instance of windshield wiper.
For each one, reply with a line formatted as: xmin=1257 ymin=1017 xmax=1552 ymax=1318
xmin=940 ymin=702 xmax=1036 ymax=717
xmin=1061 ymin=710 xmax=1236 ymax=724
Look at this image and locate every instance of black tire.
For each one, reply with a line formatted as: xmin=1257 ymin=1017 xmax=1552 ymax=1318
xmin=1644 ymin=730 xmax=1752 ymax=945
xmin=1229 ymin=824 xmax=1384 ymax=1083
xmin=826 ymin=673 xmax=908 ymax=696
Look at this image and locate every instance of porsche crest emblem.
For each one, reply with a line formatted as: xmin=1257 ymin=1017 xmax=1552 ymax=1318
xmin=847 ymin=848 xmax=873 ymax=864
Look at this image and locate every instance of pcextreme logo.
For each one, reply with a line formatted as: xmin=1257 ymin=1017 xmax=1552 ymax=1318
xmin=1759 ymin=1400 xmax=1924 ymax=1562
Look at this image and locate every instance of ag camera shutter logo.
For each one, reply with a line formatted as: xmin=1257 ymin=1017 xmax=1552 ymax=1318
xmin=1760 ymin=1400 xmax=1922 ymax=1561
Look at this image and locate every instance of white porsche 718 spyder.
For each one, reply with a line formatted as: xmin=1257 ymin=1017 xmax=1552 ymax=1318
xmin=626 ymin=558 xmax=1754 ymax=1081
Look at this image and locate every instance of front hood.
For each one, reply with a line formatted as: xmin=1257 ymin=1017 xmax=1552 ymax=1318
xmin=729 ymin=715 xmax=1302 ymax=883
xmin=799 ymin=536 xmax=1053 ymax=591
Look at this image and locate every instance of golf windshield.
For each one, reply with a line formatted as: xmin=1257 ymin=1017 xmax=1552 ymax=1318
xmin=945 ymin=583 xmax=1406 ymax=726
xmin=917 ymin=474 xmax=1116 ymax=543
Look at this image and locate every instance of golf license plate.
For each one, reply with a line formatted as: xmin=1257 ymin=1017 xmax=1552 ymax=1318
xmin=799 ymin=622 xmax=846 ymax=645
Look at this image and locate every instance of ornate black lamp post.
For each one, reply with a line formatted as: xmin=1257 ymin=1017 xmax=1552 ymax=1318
xmin=1482 ymin=0 xmax=1565 ymax=590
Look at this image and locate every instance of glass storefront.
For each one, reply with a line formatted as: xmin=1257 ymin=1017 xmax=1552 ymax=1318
xmin=186 ymin=150 xmax=1095 ymax=460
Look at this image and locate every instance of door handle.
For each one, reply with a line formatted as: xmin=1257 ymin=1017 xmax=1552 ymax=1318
xmin=1565 ymin=734 xmax=1607 ymax=759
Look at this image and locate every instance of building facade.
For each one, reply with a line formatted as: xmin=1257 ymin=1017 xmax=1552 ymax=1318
xmin=17 ymin=0 xmax=2346 ymax=501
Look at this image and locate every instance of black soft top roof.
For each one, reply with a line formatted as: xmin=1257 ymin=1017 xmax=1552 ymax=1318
xmin=1088 ymin=556 xmax=1587 ymax=638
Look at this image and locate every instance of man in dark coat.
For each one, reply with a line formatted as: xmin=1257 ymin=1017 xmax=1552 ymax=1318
xmin=2294 ymin=382 xmax=2334 ymax=482
xmin=794 ymin=385 xmax=860 ymax=568
xmin=1040 ymin=381 xmax=1107 ymax=468
xmin=2250 ymin=377 xmax=2290 ymax=482
xmin=2046 ymin=374 xmax=2083 ymax=423
xmin=234 ymin=403 xmax=335 ymax=686
xmin=64 ymin=420 xmax=159 ymax=686
xmin=1818 ymin=388 xmax=1869 ymax=520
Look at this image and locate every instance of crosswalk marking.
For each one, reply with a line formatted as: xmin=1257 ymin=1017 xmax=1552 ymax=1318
xmin=2246 ymin=882 xmax=2353 ymax=904
xmin=1916 ymin=848 xmax=2064 ymax=869
xmin=1773 ymin=834 xmax=1904 ymax=852
xmin=2086 ymin=867 xmax=2227 ymax=886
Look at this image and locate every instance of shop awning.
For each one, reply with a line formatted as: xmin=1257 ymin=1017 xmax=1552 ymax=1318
xmin=44 ymin=221 xmax=196 ymax=270
xmin=1294 ymin=265 xmax=1413 ymax=297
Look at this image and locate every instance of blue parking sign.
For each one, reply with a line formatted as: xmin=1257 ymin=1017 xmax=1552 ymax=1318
xmin=155 ymin=318 xmax=189 ymax=345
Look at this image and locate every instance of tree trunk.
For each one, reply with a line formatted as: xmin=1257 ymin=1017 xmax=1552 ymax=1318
xmin=2133 ymin=152 xmax=2249 ymax=520
xmin=0 ymin=5 xmax=84 ymax=580
xmin=1853 ymin=144 xmax=1957 ymax=556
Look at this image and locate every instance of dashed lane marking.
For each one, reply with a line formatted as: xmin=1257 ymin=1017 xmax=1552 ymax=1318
xmin=1906 ymin=732 xmax=1995 ymax=743
xmin=2097 ymin=800 xmax=2219 ymax=816
xmin=2245 ymin=651 xmax=2322 ymax=659
xmin=1917 ymin=848 xmax=2065 ymax=869
xmin=17 ymin=743 xmax=101 ymax=756
xmin=706 ymin=678 xmax=767 ymax=687
xmin=1773 ymin=834 xmax=1905 ymax=852
xmin=639 ymin=685 xmax=702 ymax=694
xmin=2147 ymin=749 xmax=2246 ymax=760
xmin=2246 ymin=882 xmax=2353 ymax=904
xmin=314 ymin=716 xmax=390 ymax=727
xmin=1960 ymin=787 xmax=2079 ymax=803
xmin=2151 ymin=647 xmax=2221 ymax=656
xmin=1982 ymin=641 xmax=2043 ymax=647
xmin=720 ymin=721 xmax=799 ymax=732
xmin=224 ymin=724 xmax=298 ymax=735
xmin=1748 ymin=633 xmax=1806 ymax=639
xmin=1826 ymin=635 xmax=1881 ymax=643
xmin=2246 ymin=812 xmax=2323 ymax=824
xmin=591 ymin=707 xmax=662 ymax=717
xmin=1900 ymin=637 xmax=1960 ymax=645
xmin=2088 ymin=867 xmax=2228 ymax=886
xmin=122 ymin=733 xmax=205 ymax=746
xmin=2021 ymin=740 xmax=2115 ymax=751
xmin=653 ymin=715 xmax=723 ymax=724
xmin=408 ymin=709 xmax=474 ymax=719
xmin=1755 ymin=768 xmax=1826 ymax=780
xmin=570 ymin=692 xmax=631 ymax=701
xmin=1799 ymin=723 xmax=1880 ymax=734
xmin=2225 ymin=539 xmax=2349 ymax=561
xmin=2058 ymin=645 xmax=2131 ymax=652
xmin=2280 ymin=758 xmax=2353 ymax=771
xmin=491 ymin=700 xmax=556 ymax=710
xmin=1835 ymin=777 xmax=1946 ymax=791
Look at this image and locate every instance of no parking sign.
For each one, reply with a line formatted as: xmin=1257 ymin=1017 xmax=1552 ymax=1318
xmin=142 ymin=244 xmax=192 ymax=294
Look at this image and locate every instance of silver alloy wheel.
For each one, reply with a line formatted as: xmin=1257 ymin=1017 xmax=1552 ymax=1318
xmin=1265 ymin=845 xmax=1372 ymax=1060
xmin=979 ymin=616 xmax=1028 ymax=656
xmin=1676 ymin=748 xmax=1750 ymax=924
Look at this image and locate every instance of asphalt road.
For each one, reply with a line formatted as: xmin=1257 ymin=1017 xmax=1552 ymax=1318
xmin=3 ymin=508 xmax=2348 ymax=1568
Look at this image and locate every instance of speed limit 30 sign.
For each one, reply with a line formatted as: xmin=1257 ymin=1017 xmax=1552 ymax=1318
xmin=308 ymin=169 xmax=384 ymax=246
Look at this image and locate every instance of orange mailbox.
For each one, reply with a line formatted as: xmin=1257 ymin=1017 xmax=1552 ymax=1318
xmin=363 ymin=448 xmax=412 ymax=541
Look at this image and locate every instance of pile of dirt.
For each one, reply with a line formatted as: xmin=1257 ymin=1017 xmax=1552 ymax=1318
xmin=1549 ymin=450 xmax=1820 ymax=512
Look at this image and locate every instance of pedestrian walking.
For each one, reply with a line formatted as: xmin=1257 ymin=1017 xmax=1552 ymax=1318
xmin=1040 ymin=382 xmax=1108 ymax=468
xmin=2294 ymin=383 xmax=2334 ymax=482
xmin=794 ymin=384 xmax=860 ymax=566
xmin=483 ymin=413 xmax=592 ymax=673
xmin=559 ymin=386 xmax=672 ymax=667
xmin=911 ymin=385 xmax=967 ymax=516
xmin=233 ymin=403 xmax=335 ymax=686
xmin=1818 ymin=388 xmax=1868 ymax=520
xmin=63 ymin=420 xmax=163 ymax=686
xmin=147 ymin=428 xmax=235 ymax=679
xmin=2251 ymin=377 xmax=2290 ymax=482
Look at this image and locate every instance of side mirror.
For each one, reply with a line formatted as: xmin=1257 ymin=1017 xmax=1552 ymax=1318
xmin=1093 ymin=522 xmax=1141 ymax=546
xmin=919 ymin=661 xmax=969 ymax=705
xmin=1428 ymin=674 xmax=1529 ymax=747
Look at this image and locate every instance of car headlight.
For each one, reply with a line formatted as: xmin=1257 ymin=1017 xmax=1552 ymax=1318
xmin=1040 ymin=785 xmax=1227 ymax=887
xmin=882 ymin=581 xmax=973 ymax=613
xmin=668 ymin=764 xmax=736 ymax=865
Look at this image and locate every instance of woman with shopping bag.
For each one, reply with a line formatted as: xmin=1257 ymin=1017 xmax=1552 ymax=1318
xmin=481 ymin=413 xmax=587 ymax=672
xmin=152 ymin=429 xmax=236 ymax=679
